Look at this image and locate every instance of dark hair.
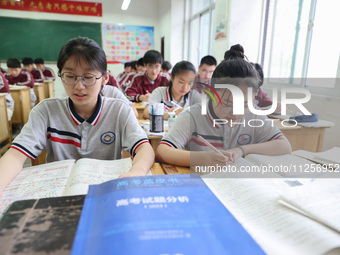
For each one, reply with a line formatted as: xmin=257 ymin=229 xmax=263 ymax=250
xmin=7 ymin=58 xmax=21 ymax=68
xmin=57 ymin=37 xmax=107 ymax=76
xmin=211 ymin=58 xmax=259 ymax=91
xmin=34 ymin=58 xmax=44 ymax=64
xmin=137 ymin=57 xmax=144 ymax=67
xmin=124 ymin=62 xmax=131 ymax=68
xmin=224 ymin=44 xmax=247 ymax=61
xmin=251 ymin=62 xmax=264 ymax=86
xmin=22 ymin=57 xmax=34 ymax=66
xmin=161 ymin=61 xmax=172 ymax=72
xmin=168 ymin=61 xmax=196 ymax=89
xmin=200 ymin=55 xmax=217 ymax=66
xmin=130 ymin=61 xmax=138 ymax=71
xmin=143 ymin=50 xmax=163 ymax=65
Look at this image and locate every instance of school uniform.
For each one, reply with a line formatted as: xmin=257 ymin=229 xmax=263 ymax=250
xmin=101 ymin=85 xmax=133 ymax=105
xmin=31 ymin=67 xmax=45 ymax=83
xmin=148 ymin=86 xmax=201 ymax=111
xmin=0 ymin=67 xmax=7 ymax=74
xmin=160 ymin=102 xmax=283 ymax=151
xmin=119 ymin=72 xmax=136 ymax=90
xmin=42 ymin=66 xmax=56 ymax=81
xmin=0 ymin=71 xmax=14 ymax=118
xmin=117 ymin=71 xmax=128 ymax=82
xmin=255 ymin=88 xmax=273 ymax=107
xmin=11 ymin=94 xmax=149 ymax=162
xmin=107 ymin=71 xmax=120 ymax=89
xmin=5 ymin=70 xmax=36 ymax=107
xmin=192 ymin=74 xmax=211 ymax=93
xmin=126 ymin=72 xmax=170 ymax=102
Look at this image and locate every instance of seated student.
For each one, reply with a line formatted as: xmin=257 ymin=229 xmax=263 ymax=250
xmin=0 ymin=65 xmax=7 ymax=74
xmin=120 ymin=60 xmax=138 ymax=90
xmin=101 ymin=84 xmax=138 ymax=118
xmin=117 ymin=62 xmax=131 ymax=82
xmin=156 ymin=58 xmax=292 ymax=167
xmin=143 ymin=61 xmax=201 ymax=119
xmin=34 ymin=58 xmax=56 ymax=81
xmin=161 ymin=61 xmax=172 ymax=75
xmin=0 ymin=71 xmax=14 ymax=120
xmin=195 ymin=55 xmax=217 ymax=86
xmin=136 ymin=57 xmax=146 ymax=73
xmin=5 ymin=58 xmax=36 ymax=107
xmin=0 ymin=37 xmax=154 ymax=197
xmin=22 ymin=57 xmax=45 ymax=83
xmin=126 ymin=50 xmax=170 ymax=102
xmin=223 ymin=44 xmax=248 ymax=61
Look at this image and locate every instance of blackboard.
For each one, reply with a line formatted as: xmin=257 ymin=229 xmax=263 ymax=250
xmin=0 ymin=17 xmax=102 ymax=62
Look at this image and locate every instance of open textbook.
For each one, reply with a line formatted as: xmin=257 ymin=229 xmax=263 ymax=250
xmin=293 ymin=147 xmax=340 ymax=165
xmin=203 ymin=176 xmax=340 ymax=255
xmin=279 ymin=179 xmax=340 ymax=233
xmin=0 ymin=158 xmax=132 ymax=215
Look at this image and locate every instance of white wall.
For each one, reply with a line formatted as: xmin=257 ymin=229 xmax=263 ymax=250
xmin=0 ymin=0 xmax=162 ymax=97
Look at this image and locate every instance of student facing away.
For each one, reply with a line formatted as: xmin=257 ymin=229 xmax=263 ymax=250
xmin=143 ymin=61 xmax=201 ymax=119
xmin=22 ymin=57 xmax=45 ymax=83
xmin=0 ymin=70 xmax=15 ymax=120
xmin=156 ymin=58 xmax=292 ymax=167
xmin=34 ymin=58 xmax=56 ymax=81
xmin=126 ymin=50 xmax=170 ymax=102
xmin=5 ymin=58 xmax=37 ymax=107
xmin=0 ymin=37 xmax=154 ymax=198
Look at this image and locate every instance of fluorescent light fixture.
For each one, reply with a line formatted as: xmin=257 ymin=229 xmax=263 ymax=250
xmin=121 ymin=0 xmax=131 ymax=10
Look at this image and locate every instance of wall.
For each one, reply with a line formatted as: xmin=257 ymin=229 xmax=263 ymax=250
xmin=158 ymin=0 xmax=172 ymax=62
xmin=0 ymin=0 xmax=162 ymax=97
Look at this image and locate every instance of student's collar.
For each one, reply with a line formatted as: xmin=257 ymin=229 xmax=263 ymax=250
xmin=145 ymin=72 xmax=159 ymax=85
xmin=166 ymin=86 xmax=189 ymax=104
xmin=67 ymin=94 xmax=103 ymax=126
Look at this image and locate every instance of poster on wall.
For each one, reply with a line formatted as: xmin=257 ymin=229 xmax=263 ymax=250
xmin=102 ymin=24 xmax=154 ymax=64
xmin=214 ymin=0 xmax=229 ymax=40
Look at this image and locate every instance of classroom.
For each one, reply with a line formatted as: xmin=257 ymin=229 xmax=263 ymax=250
xmin=0 ymin=0 xmax=340 ymax=254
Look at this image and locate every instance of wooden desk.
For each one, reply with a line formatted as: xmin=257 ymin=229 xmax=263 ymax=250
xmin=161 ymin=164 xmax=191 ymax=175
xmin=274 ymin=119 xmax=327 ymax=152
xmin=44 ymin=80 xmax=54 ymax=98
xmin=0 ymin=94 xmax=12 ymax=155
xmin=10 ymin=86 xmax=31 ymax=125
xmin=33 ymin=83 xmax=47 ymax=105
xmin=134 ymin=102 xmax=146 ymax=120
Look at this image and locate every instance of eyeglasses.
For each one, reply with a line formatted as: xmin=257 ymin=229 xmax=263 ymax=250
xmin=200 ymin=70 xmax=214 ymax=75
xmin=59 ymin=72 xmax=103 ymax=86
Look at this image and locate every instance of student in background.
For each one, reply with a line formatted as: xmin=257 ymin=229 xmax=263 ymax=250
xmin=161 ymin=61 xmax=172 ymax=75
xmin=0 ymin=65 xmax=7 ymax=74
xmin=101 ymin=84 xmax=138 ymax=118
xmin=224 ymin=44 xmax=248 ymax=61
xmin=143 ymin=61 xmax=201 ymax=119
xmin=5 ymin=58 xmax=36 ymax=107
xmin=0 ymin=71 xmax=14 ymax=120
xmin=0 ymin=37 xmax=154 ymax=197
xmin=156 ymin=58 xmax=291 ymax=167
xmin=196 ymin=55 xmax=217 ymax=85
xmin=22 ymin=57 xmax=45 ymax=83
xmin=136 ymin=58 xmax=146 ymax=73
xmin=34 ymin=58 xmax=56 ymax=81
xmin=117 ymin=62 xmax=131 ymax=82
xmin=119 ymin=60 xmax=138 ymax=90
xmin=126 ymin=50 xmax=170 ymax=102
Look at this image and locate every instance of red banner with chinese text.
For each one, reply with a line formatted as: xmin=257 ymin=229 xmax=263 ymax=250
xmin=0 ymin=0 xmax=102 ymax=17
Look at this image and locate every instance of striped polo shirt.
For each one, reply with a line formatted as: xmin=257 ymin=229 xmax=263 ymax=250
xmin=161 ymin=102 xmax=283 ymax=151
xmin=148 ymin=86 xmax=202 ymax=111
xmin=11 ymin=94 xmax=149 ymax=162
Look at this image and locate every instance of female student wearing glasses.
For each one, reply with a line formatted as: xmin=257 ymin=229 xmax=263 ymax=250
xmin=0 ymin=37 xmax=154 ymax=197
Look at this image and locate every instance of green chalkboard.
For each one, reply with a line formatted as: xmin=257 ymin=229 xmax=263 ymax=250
xmin=0 ymin=17 xmax=102 ymax=62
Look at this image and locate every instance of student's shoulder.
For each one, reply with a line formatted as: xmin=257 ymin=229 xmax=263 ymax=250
xmin=30 ymin=97 xmax=68 ymax=115
xmin=151 ymin=86 xmax=166 ymax=94
xmin=159 ymin=72 xmax=170 ymax=80
xmin=103 ymin=96 xmax=131 ymax=109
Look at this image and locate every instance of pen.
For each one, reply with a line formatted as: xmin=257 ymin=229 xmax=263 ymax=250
xmin=196 ymin=135 xmax=232 ymax=163
xmin=171 ymin=101 xmax=182 ymax=109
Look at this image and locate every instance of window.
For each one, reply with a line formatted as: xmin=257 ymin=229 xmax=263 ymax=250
xmin=187 ymin=0 xmax=216 ymax=67
xmin=263 ymin=0 xmax=340 ymax=94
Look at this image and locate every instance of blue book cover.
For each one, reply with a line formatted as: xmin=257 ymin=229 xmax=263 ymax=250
xmin=71 ymin=174 xmax=265 ymax=255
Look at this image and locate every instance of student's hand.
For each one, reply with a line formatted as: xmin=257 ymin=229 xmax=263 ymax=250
xmin=221 ymin=148 xmax=244 ymax=163
xmin=139 ymin=92 xmax=151 ymax=102
xmin=118 ymin=168 xmax=148 ymax=178
xmin=191 ymin=150 xmax=228 ymax=169
xmin=174 ymin=108 xmax=184 ymax=115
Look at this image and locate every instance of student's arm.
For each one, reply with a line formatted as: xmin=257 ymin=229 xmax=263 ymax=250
xmin=156 ymin=144 xmax=229 ymax=168
xmin=0 ymin=148 xmax=28 ymax=197
xmin=131 ymin=105 xmax=138 ymax=118
xmin=226 ymin=136 xmax=292 ymax=163
xmin=119 ymin=143 xmax=155 ymax=178
xmin=143 ymin=106 xmax=150 ymax=119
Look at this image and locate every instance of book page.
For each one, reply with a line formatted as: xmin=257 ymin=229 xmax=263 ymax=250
xmin=64 ymin=158 xmax=133 ymax=196
xmin=293 ymin=147 xmax=340 ymax=165
xmin=279 ymin=179 xmax=340 ymax=233
xmin=0 ymin=160 xmax=75 ymax=215
xmin=202 ymin=177 xmax=340 ymax=255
